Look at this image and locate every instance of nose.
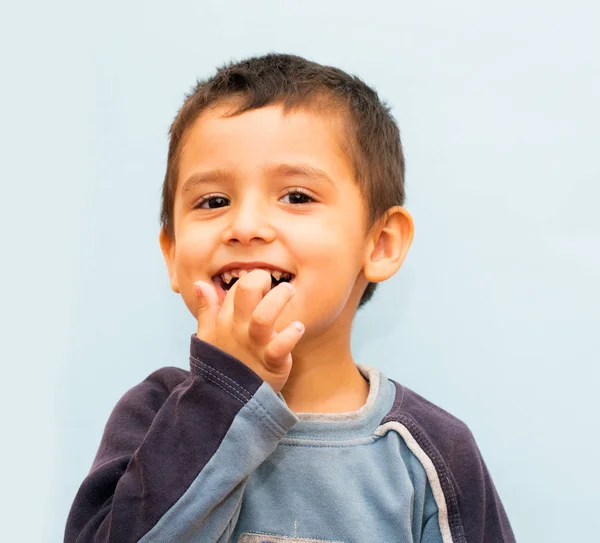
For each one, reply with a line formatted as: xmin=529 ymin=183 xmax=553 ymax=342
xmin=221 ymin=191 xmax=275 ymax=245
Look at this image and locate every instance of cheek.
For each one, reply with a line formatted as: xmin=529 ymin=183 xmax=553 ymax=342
xmin=175 ymin=231 xmax=211 ymax=273
xmin=297 ymin=235 xmax=360 ymax=297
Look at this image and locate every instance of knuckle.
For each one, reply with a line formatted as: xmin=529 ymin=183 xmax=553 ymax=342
xmin=264 ymin=344 xmax=280 ymax=360
xmin=251 ymin=312 xmax=271 ymax=328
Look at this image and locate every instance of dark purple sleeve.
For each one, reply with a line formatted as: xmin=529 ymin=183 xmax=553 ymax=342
xmin=385 ymin=383 xmax=516 ymax=543
xmin=64 ymin=335 xmax=265 ymax=543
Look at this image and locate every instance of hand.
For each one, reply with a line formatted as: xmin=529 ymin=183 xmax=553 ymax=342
xmin=193 ymin=269 xmax=304 ymax=394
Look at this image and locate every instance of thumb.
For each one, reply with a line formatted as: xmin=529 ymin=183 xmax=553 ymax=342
xmin=193 ymin=280 xmax=219 ymax=341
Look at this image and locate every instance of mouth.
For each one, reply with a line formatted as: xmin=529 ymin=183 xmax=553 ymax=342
xmin=211 ymin=271 xmax=296 ymax=297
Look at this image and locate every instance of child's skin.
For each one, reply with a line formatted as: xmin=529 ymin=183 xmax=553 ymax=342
xmin=159 ymin=99 xmax=414 ymax=413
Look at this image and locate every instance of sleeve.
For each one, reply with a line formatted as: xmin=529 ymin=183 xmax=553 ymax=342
xmin=64 ymin=334 xmax=299 ymax=543
xmin=451 ymin=426 xmax=516 ymax=543
xmin=387 ymin=385 xmax=517 ymax=543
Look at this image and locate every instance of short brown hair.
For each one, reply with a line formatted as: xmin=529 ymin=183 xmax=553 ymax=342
xmin=160 ymin=53 xmax=406 ymax=310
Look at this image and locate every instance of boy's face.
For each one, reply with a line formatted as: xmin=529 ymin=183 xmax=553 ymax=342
xmin=161 ymin=102 xmax=397 ymax=338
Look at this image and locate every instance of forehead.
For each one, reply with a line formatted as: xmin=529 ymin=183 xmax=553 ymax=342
xmin=176 ymin=102 xmax=355 ymax=192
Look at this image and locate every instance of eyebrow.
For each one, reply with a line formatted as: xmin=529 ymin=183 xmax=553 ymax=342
xmin=181 ymin=168 xmax=235 ymax=195
xmin=181 ymin=163 xmax=335 ymax=195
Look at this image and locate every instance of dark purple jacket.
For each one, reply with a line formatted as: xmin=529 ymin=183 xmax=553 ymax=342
xmin=65 ymin=335 xmax=516 ymax=542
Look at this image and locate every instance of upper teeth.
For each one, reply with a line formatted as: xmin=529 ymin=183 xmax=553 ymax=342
xmin=220 ymin=268 xmax=292 ymax=285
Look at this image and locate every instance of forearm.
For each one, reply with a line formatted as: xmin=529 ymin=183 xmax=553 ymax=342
xmin=65 ymin=335 xmax=298 ymax=543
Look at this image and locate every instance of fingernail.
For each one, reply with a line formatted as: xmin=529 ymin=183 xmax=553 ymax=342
xmin=193 ymin=282 xmax=203 ymax=299
xmin=292 ymin=321 xmax=304 ymax=332
xmin=284 ymin=282 xmax=295 ymax=294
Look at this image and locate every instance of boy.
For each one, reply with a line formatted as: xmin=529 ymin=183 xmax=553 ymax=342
xmin=65 ymin=53 xmax=515 ymax=542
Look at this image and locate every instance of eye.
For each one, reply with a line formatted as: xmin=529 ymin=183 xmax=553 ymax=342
xmin=281 ymin=188 xmax=315 ymax=205
xmin=194 ymin=189 xmax=315 ymax=209
xmin=195 ymin=195 xmax=230 ymax=209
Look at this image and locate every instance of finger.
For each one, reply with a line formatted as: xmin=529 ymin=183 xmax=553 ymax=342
xmin=248 ymin=281 xmax=296 ymax=346
xmin=215 ymin=269 xmax=264 ymax=328
xmin=263 ymin=321 xmax=305 ymax=370
xmin=230 ymin=270 xmax=273 ymax=325
xmin=193 ymin=280 xmax=220 ymax=341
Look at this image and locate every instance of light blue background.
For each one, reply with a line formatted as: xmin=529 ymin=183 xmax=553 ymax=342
xmin=1 ymin=1 xmax=598 ymax=541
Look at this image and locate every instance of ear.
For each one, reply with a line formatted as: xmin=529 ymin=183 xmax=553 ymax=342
xmin=159 ymin=228 xmax=180 ymax=294
xmin=362 ymin=206 xmax=414 ymax=283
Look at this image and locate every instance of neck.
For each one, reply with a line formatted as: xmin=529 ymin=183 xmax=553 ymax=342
xmin=280 ymin=311 xmax=370 ymax=414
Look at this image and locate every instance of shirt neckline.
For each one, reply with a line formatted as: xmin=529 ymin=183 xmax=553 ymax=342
xmin=281 ymin=364 xmax=395 ymax=442
xmin=293 ymin=364 xmax=380 ymax=421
